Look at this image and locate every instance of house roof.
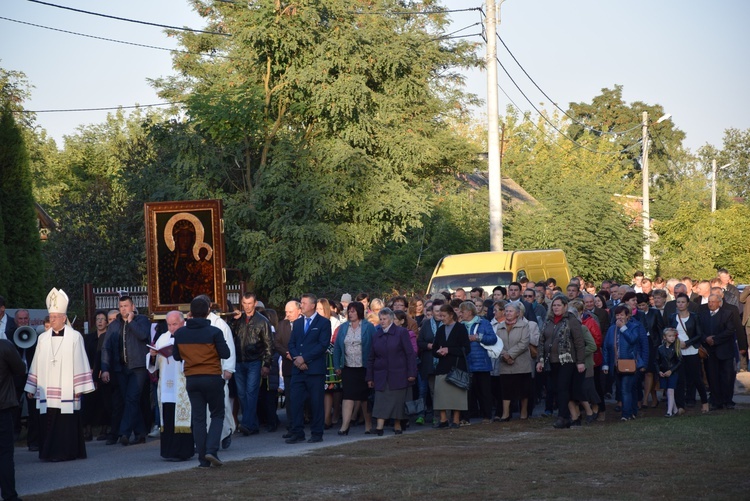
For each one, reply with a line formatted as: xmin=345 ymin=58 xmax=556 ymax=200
xmin=461 ymin=171 xmax=540 ymax=207
xmin=34 ymin=202 xmax=56 ymax=231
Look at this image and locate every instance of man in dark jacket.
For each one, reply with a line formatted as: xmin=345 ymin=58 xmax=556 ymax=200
xmin=507 ymin=282 xmax=537 ymax=324
xmin=277 ymin=300 xmax=300 ymax=437
xmin=698 ymin=294 xmax=737 ymax=410
xmin=231 ymin=293 xmax=273 ymax=436
xmin=11 ymin=309 xmax=40 ymax=451
xmin=0 ymin=338 xmax=25 ymax=501
xmin=100 ymin=295 xmax=151 ymax=445
xmin=174 ymin=297 xmax=230 ymax=468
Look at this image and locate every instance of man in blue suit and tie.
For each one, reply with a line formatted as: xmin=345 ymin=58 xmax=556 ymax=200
xmin=285 ymin=293 xmax=331 ymax=444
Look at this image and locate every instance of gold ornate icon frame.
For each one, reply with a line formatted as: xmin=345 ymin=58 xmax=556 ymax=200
xmin=144 ymin=199 xmax=226 ymax=316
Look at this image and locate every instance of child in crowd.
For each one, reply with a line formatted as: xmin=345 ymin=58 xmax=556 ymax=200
xmin=657 ymin=327 xmax=682 ymax=417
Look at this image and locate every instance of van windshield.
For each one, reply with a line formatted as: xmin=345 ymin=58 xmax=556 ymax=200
xmin=428 ymin=273 xmax=514 ymax=296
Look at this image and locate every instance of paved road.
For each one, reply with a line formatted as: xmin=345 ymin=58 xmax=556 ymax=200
xmin=15 ymin=373 xmax=750 ymax=496
xmin=15 ymin=415 xmax=390 ymax=497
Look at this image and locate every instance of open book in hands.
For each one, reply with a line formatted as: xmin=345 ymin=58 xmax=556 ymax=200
xmin=147 ymin=344 xmax=174 ymax=359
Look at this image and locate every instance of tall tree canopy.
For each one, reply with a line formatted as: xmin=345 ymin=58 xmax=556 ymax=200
xmin=153 ymin=0 xmax=481 ymax=303
xmin=712 ymin=127 xmax=750 ymax=200
xmin=567 ymin=85 xmax=687 ymax=186
xmin=0 ymin=106 xmax=46 ymax=307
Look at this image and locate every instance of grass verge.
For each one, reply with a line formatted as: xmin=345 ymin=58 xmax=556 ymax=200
xmin=27 ymin=409 xmax=750 ymax=500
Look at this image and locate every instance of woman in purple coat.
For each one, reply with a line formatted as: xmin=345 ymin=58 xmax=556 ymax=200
xmin=366 ymin=308 xmax=417 ymax=436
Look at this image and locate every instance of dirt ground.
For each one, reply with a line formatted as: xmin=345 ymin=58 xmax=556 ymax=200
xmin=26 ymin=407 xmax=750 ymax=500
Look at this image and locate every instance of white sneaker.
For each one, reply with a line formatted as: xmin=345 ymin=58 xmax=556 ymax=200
xmin=148 ymin=425 xmax=160 ymax=438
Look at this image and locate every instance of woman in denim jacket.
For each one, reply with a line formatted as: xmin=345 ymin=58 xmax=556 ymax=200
xmin=602 ymin=305 xmax=649 ymax=421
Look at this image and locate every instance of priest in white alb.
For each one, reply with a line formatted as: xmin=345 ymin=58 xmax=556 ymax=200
xmin=146 ymin=310 xmax=194 ymax=461
xmin=25 ymin=288 xmax=95 ymax=461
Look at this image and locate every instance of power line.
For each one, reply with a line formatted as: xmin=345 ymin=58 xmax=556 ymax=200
xmin=433 ymin=33 xmax=483 ymax=41
xmin=0 ymin=16 xmax=232 ymax=59
xmin=439 ymin=21 xmax=482 ymax=38
xmin=13 ymin=102 xmax=182 ymax=113
xmin=27 ymin=0 xmax=230 ymax=36
xmin=496 ymin=34 xmax=641 ymax=137
xmin=348 ymin=7 xmax=483 ymax=15
xmin=496 ymin=55 xmax=633 ymax=155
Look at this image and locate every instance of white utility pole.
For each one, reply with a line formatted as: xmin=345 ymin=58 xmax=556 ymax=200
xmin=487 ymin=0 xmax=503 ymax=251
xmin=641 ymin=111 xmax=650 ymax=275
xmin=711 ymin=160 xmax=733 ymax=212
xmin=641 ymin=111 xmax=671 ymax=274
xmin=711 ymin=159 xmax=718 ymax=213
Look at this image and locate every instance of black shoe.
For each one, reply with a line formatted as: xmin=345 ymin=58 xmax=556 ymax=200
xmin=198 ymin=462 xmax=211 ymax=468
xmin=119 ymin=435 xmax=130 ymax=446
xmin=375 ymin=428 xmax=384 ymax=436
xmin=725 ymin=403 xmax=736 ymax=410
xmin=553 ymin=418 xmax=570 ymax=429
xmin=307 ymin=436 xmax=323 ymax=443
xmin=129 ymin=435 xmax=146 ymax=445
xmin=285 ymin=436 xmax=306 ymax=444
xmin=282 ymin=432 xmax=294 ymax=439
xmin=266 ymin=424 xmax=278 ymax=433
xmin=394 ymin=430 xmax=403 ymax=435
xmin=434 ymin=421 xmax=449 ymax=429
xmin=221 ymin=435 xmax=232 ymax=450
xmin=204 ymin=453 xmax=223 ymax=467
xmin=338 ymin=427 xmax=350 ymax=436
xmin=247 ymin=429 xmax=259 ymax=436
xmin=105 ymin=437 xmax=118 ymax=445
xmin=238 ymin=425 xmax=251 ymax=436
xmin=497 ymin=416 xmax=511 ymax=422
xmin=570 ymin=418 xmax=582 ymax=427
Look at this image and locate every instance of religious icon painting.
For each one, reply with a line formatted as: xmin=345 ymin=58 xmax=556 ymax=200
xmin=145 ymin=200 xmax=226 ymax=315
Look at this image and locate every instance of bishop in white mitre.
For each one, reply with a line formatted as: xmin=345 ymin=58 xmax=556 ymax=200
xmin=25 ymin=288 xmax=95 ymax=461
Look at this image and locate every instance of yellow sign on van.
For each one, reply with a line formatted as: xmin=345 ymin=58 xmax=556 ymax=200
xmin=427 ymin=250 xmax=571 ymax=295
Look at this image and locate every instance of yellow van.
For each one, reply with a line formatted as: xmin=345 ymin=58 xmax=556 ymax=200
xmin=427 ymin=249 xmax=571 ymax=296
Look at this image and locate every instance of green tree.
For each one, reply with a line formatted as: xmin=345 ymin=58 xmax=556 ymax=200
xmin=499 ymin=109 xmax=643 ymax=282
xmin=567 ymin=85 xmax=687 ymax=185
xmin=42 ymin=111 xmax=172 ymax=309
xmin=0 ymin=203 xmax=9 ymax=298
xmin=153 ymin=0 xmax=481 ymax=304
xmin=709 ymin=127 xmax=750 ymax=200
xmin=0 ymin=107 xmax=46 ymax=307
xmin=655 ymin=203 xmax=750 ymax=282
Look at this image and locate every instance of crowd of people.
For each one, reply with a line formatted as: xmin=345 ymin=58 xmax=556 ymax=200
xmin=0 ymin=267 xmax=748 ymax=498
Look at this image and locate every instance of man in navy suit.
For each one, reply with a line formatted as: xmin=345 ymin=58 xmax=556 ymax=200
xmin=285 ymin=293 xmax=331 ymax=444
xmin=698 ymin=294 xmax=737 ymax=410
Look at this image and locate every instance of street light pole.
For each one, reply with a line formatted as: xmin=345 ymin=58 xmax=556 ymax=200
xmin=641 ymin=111 xmax=650 ymax=275
xmin=487 ymin=0 xmax=503 ymax=251
xmin=711 ymin=160 xmax=733 ymax=212
xmin=641 ymin=111 xmax=671 ymax=275
xmin=711 ymin=159 xmax=717 ymax=213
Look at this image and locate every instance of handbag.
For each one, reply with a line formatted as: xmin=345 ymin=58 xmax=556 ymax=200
xmin=615 ymin=327 xmax=637 ymax=374
xmin=529 ymin=344 xmax=538 ymax=359
xmin=445 ymin=365 xmax=471 ymax=390
xmin=445 ymin=346 xmax=471 ymax=390
xmin=478 ymin=324 xmax=504 ymax=359
xmin=404 ymin=398 xmax=425 ymax=416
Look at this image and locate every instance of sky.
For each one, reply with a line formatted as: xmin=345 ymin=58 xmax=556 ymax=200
xmin=1 ymin=0 xmax=748 ymax=153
